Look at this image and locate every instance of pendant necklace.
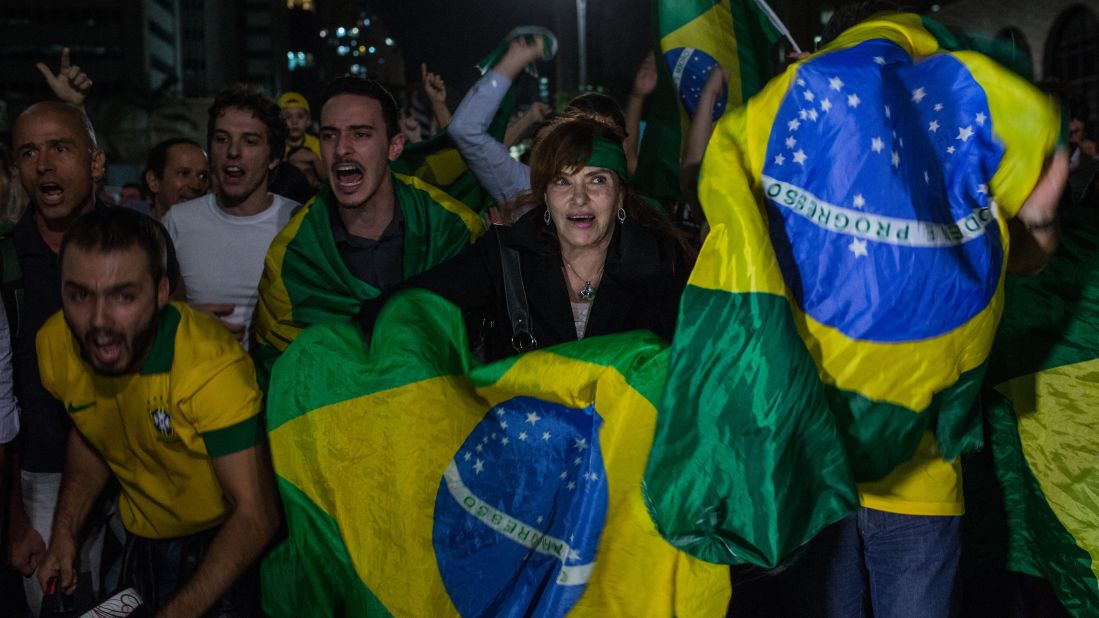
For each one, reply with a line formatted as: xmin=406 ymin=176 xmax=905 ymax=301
xmin=563 ymin=258 xmax=604 ymax=302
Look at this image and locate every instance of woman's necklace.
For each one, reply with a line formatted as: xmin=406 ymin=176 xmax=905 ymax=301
xmin=563 ymin=257 xmax=604 ymax=302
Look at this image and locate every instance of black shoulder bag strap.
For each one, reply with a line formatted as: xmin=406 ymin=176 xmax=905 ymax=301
xmin=496 ymin=229 xmax=537 ymax=353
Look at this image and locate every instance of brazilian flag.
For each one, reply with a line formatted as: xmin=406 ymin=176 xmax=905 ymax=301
xmin=252 ymin=176 xmax=484 ymax=390
xmin=964 ymin=208 xmax=1099 ymax=617
xmin=634 ymin=0 xmax=783 ymax=203
xmin=643 ymin=13 xmax=1062 ymax=568
xmin=260 ymin=290 xmax=731 ymax=616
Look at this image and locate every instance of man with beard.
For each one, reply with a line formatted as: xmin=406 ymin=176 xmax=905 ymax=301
xmin=35 ymin=207 xmax=279 ymax=616
xmin=252 ymin=77 xmax=483 ymax=388
xmin=163 ymin=87 xmax=298 ymax=347
xmin=4 ymin=101 xmax=178 ymax=615
xmin=142 ymin=138 xmax=210 ymax=221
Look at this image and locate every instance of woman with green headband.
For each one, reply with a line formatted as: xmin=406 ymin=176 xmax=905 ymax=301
xmin=357 ymin=117 xmax=694 ymax=362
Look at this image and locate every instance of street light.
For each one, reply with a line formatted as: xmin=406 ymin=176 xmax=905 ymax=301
xmin=576 ymin=0 xmax=587 ymax=88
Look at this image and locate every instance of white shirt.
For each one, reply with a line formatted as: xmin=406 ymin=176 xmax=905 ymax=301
xmin=163 ymin=193 xmax=298 ymax=348
xmin=0 ymin=295 xmax=19 ymax=443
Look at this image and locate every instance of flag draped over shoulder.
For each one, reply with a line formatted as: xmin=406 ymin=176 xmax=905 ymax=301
xmin=644 ymin=13 xmax=1062 ymax=568
xmin=963 ymin=208 xmax=1099 ymax=617
xmin=251 ymin=175 xmax=483 ymax=389
xmin=260 ymin=290 xmax=731 ymax=617
xmin=635 ymin=0 xmax=782 ymax=202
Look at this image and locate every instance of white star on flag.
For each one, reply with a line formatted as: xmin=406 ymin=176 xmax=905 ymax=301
xmin=829 ymin=76 xmax=844 ymax=91
xmin=803 ymin=90 xmax=815 ymax=102
xmin=560 ymin=471 xmax=568 ymax=479
xmin=849 ymin=238 xmax=869 ymax=258
xmin=542 ymin=432 xmax=551 ymax=441
xmin=797 ymin=78 xmax=806 ymax=86
xmin=574 ymin=438 xmax=589 ymax=451
xmin=873 ymin=56 xmax=886 ymax=65
xmin=525 ymin=411 xmax=541 ymax=425
xmin=799 ymin=109 xmax=808 ymax=120
xmin=947 ymin=145 xmax=956 ymax=154
xmin=847 ymin=93 xmax=861 ymax=108
xmin=499 ymin=420 xmax=508 ymax=429
xmin=774 ymin=153 xmax=786 ymax=165
xmin=502 ymin=437 xmax=510 ymax=445
xmin=786 ymin=136 xmax=797 ymax=149
xmin=977 ymin=183 xmax=988 ymax=194
xmin=924 ymin=171 xmax=931 ymax=184
xmin=934 ymin=103 xmax=944 ymax=112
xmin=929 ymin=120 xmax=940 ymax=132
xmin=495 ymin=409 xmax=505 ymax=416
xmin=568 ymin=549 xmax=582 ymax=561
xmin=793 ymin=149 xmax=807 ymax=165
xmin=884 ymin=104 xmax=891 ymax=118
xmin=574 ymin=456 xmax=583 ymax=465
xmin=911 ymin=86 xmax=927 ymax=103
xmin=891 ymin=151 xmax=900 ymax=168
xmin=537 ymin=516 xmax=544 ymax=523
xmin=871 ymin=137 xmax=884 ymax=153
xmin=853 ymin=194 xmax=865 ymax=208
xmin=821 ymin=98 xmax=832 ymax=112
xmin=474 ymin=459 xmax=485 ymax=474
xmin=808 ymin=109 xmax=819 ymax=122
xmin=463 ymin=452 xmax=471 ymax=461
xmin=975 ymin=112 xmax=987 ymax=126
xmin=568 ymin=481 xmax=576 ymax=490
xmin=788 ymin=118 xmax=801 ymax=131
xmin=899 ymin=137 xmax=904 ymax=148
xmin=476 ymin=444 xmax=483 ymax=452
xmin=519 ymin=432 xmax=528 ymax=441
xmin=956 ymin=125 xmax=974 ymax=142
xmin=490 ymin=432 xmax=496 ymax=439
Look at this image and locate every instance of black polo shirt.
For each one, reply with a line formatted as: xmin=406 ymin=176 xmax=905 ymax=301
xmin=10 ymin=201 xmax=180 ymax=473
xmin=328 ymin=200 xmax=405 ymax=291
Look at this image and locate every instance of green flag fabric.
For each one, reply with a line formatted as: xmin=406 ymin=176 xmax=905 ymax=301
xmin=252 ymin=175 xmax=483 ymax=390
xmin=634 ymin=0 xmax=783 ymax=203
xmin=260 ymin=290 xmax=731 ymax=616
xmin=963 ymin=208 xmax=1099 ymax=617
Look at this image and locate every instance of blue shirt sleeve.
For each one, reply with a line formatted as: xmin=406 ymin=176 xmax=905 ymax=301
xmin=448 ymin=70 xmax=532 ymax=204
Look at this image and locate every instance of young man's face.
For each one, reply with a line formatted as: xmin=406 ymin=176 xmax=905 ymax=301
xmin=319 ymin=94 xmax=404 ymax=209
xmin=210 ymin=106 xmax=278 ymax=206
xmin=62 ymin=244 xmax=169 ymax=375
xmin=13 ymin=105 xmax=105 ymax=225
xmin=147 ymin=143 xmax=210 ymax=212
xmin=281 ymin=106 xmax=311 ymax=142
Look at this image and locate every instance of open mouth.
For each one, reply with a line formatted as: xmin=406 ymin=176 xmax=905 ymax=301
xmin=222 ymin=166 xmax=245 ymax=181
xmin=333 ymin=163 xmax=364 ymax=191
xmin=566 ymin=213 xmax=596 ymax=228
xmin=87 ymin=332 xmax=124 ymax=367
xmin=38 ymin=182 xmax=64 ymax=205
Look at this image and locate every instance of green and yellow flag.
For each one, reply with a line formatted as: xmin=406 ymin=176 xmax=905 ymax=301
xmin=260 ymin=291 xmax=730 ymax=616
xmin=644 ymin=13 xmax=1062 ymax=568
xmin=252 ymin=175 xmax=483 ymax=389
xmin=634 ymin=0 xmax=783 ymax=202
xmin=964 ymin=208 xmax=1099 ymax=617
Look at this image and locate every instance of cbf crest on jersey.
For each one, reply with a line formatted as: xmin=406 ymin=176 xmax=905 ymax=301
xmin=646 ymin=12 xmax=1061 ymax=570
xmin=262 ymin=291 xmax=731 ymax=617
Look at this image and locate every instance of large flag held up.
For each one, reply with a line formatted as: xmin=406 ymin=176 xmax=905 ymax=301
xmin=251 ymin=178 xmax=483 ymax=390
xmin=260 ymin=291 xmax=731 ymax=617
xmin=644 ymin=13 xmax=1062 ymax=569
xmin=634 ymin=0 xmax=784 ymax=203
xmin=964 ymin=208 xmax=1099 ymax=617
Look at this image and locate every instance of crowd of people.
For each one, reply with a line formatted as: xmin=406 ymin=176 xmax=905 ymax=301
xmin=0 ymin=3 xmax=1084 ymax=616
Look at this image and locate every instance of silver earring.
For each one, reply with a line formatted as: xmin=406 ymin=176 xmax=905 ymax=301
xmin=544 ymin=209 xmax=552 ymax=225
xmin=617 ymin=207 xmax=626 ymax=223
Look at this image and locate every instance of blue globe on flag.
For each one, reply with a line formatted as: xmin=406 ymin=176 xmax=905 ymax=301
xmin=432 ymin=397 xmax=609 ymax=617
xmin=664 ymin=47 xmax=727 ymax=120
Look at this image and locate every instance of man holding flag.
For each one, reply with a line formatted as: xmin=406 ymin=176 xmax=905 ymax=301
xmin=643 ymin=6 xmax=1067 ymax=618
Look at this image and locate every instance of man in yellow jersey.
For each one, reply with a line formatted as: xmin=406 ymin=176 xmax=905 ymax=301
xmin=34 ymin=208 xmax=280 ymax=616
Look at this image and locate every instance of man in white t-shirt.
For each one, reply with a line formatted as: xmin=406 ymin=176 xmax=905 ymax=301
xmin=164 ymin=86 xmax=300 ymax=348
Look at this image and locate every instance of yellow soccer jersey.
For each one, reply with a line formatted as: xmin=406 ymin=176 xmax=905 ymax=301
xmin=858 ymin=431 xmax=963 ymax=516
xmin=286 ymin=133 xmax=321 ymax=157
xmin=37 ymin=302 xmax=263 ymax=539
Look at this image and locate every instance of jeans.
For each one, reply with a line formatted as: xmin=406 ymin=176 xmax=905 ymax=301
xmin=785 ymin=507 xmax=961 ymax=618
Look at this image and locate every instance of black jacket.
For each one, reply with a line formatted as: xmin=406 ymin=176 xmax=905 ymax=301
xmin=359 ymin=207 xmax=692 ymax=362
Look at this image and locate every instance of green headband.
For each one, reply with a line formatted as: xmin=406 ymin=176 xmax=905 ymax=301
xmin=587 ymin=137 xmax=629 ymax=180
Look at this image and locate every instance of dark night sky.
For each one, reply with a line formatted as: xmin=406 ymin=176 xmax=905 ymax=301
xmin=371 ymin=0 xmax=653 ymax=104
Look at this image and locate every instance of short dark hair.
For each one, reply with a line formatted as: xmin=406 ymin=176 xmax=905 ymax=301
xmin=61 ymin=208 xmax=168 ymax=284
xmin=319 ymin=76 xmax=400 ymax=139
xmin=820 ymin=1 xmax=908 ymax=46
xmin=143 ymin=138 xmax=202 ymax=194
xmin=207 ymin=85 xmax=286 ymax=161
xmin=562 ymin=92 xmax=627 ymax=141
